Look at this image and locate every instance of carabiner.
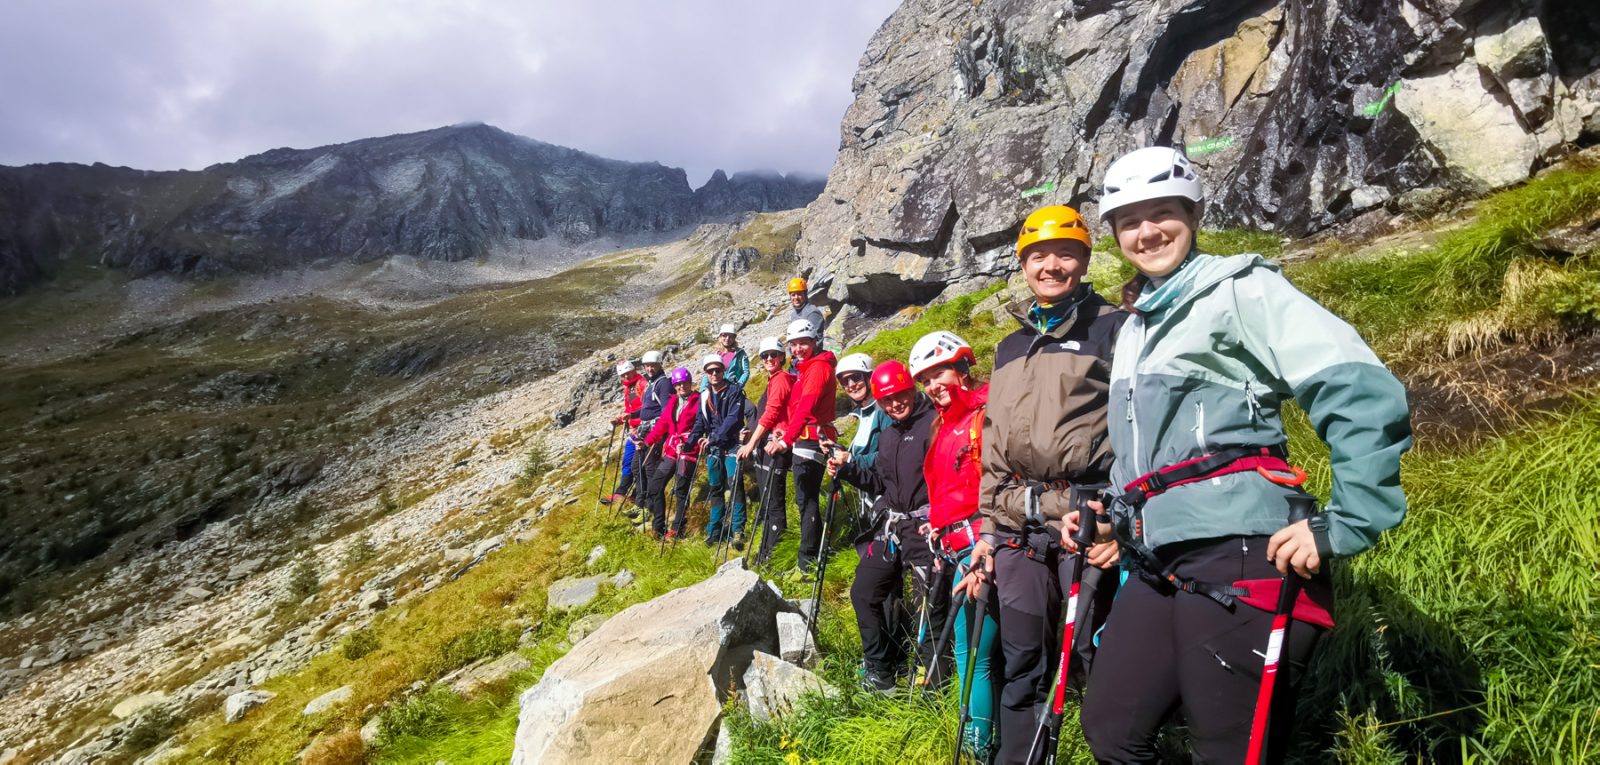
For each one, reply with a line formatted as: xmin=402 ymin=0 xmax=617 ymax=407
xmin=1256 ymin=464 xmax=1308 ymax=487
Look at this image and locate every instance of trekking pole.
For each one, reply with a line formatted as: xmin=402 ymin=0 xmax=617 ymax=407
xmin=805 ymin=475 xmax=842 ymax=638
xmin=953 ymin=577 xmax=991 ymax=765
xmin=1245 ymin=489 xmax=1319 ymax=765
xmin=591 ymin=423 xmax=619 ymax=516
xmin=742 ymin=455 xmax=773 ymax=570
xmin=918 ymin=557 xmax=966 ymax=691
xmin=715 ymin=455 xmax=742 ymax=566
xmin=1026 ymin=485 xmax=1105 ymax=765
xmin=906 ymin=585 xmax=931 ymax=702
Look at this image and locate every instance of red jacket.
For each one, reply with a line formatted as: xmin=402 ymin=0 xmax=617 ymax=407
xmin=644 ymin=392 xmax=702 ymax=461
xmin=780 ymin=350 xmax=838 ymax=445
xmin=926 ymin=383 xmax=988 ymax=530
xmin=620 ymin=373 xmax=647 ymax=427
xmin=758 ymin=370 xmax=797 ymax=432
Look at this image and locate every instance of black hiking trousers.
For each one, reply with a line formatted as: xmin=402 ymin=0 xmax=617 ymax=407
xmin=631 ymin=427 xmax=661 ymax=507
xmin=646 ymin=458 xmax=692 ymax=536
xmin=852 ymin=534 xmax=908 ymax=674
xmin=991 ymin=532 xmax=1118 ymax=765
xmin=754 ymin=451 xmax=790 ymax=564
xmin=792 ymin=445 xmax=826 ymax=572
xmin=1080 ymin=535 xmax=1326 ymax=764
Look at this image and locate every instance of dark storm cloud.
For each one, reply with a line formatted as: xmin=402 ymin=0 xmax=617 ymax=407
xmin=0 ymin=0 xmax=898 ymax=185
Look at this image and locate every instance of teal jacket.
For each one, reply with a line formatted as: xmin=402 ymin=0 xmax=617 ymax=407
xmin=846 ymin=400 xmax=889 ymax=473
xmin=1108 ymin=253 xmax=1412 ymax=557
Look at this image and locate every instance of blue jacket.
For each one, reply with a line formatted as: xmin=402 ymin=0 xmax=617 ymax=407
xmin=688 ymin=382 xmax=747 ymax=451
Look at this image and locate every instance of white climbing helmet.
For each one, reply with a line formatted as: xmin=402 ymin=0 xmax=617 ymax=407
xmin=701 ymin=352 xmax=726 ymax=371
xmin=640 ymin=350 xmax=663 ymax=365
xmin=718 ymin=323 xmax=739 ymax=336
xmin=786 ymin=319 xmax=820 ymax=342
xmin=757 ymin=336 xmax=786 ymax=357
xmin=1099 ymin=146 xmax=1204 ymax=223
xmin=836 ymin=352 xmax=874 ymax=379
xmin=615 ymin=360 xmax=636 ymax=376
xmin=908 ymin=330 xmax=976 ymax=379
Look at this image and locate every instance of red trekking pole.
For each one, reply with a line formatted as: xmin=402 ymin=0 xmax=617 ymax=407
xmin=1026 ymin=484 xmax=1103 ymax=764
xmin=1244 ymin=489 xmax=1320 ymax=765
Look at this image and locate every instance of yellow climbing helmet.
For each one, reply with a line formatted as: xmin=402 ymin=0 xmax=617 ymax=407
xmin=1016 ymin=204 xmax=1091 ymax=257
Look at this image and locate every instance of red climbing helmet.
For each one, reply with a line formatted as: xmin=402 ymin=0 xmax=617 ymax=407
xmin=871 ymin=360 xmax=916 ymax=400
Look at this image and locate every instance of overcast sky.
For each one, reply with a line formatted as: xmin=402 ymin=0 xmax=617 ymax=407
xmin=0 ymin=0 xmax=898 ymax=186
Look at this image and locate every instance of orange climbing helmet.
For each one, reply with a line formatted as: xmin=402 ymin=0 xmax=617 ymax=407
xmin=1016 ymin=204 xmax=1092 ymax=256
xmin=787 ymin=277 xmax=808 ymax=294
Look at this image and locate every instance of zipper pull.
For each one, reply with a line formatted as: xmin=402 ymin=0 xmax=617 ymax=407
xmin=1125 ymin=388 xmax=1134 ymax=421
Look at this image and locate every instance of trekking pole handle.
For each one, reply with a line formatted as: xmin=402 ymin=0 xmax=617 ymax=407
xmin=1285 ymin=491 xmax=1318 ymax=524
xmin=1068 ymin=484 xmax=1103 ymax=550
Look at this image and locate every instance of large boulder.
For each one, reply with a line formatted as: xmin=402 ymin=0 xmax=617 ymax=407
xmin=511 ymin=566 xmax=790 ymax=764
xmin=796 ymin=0 xmax=1600 ymax=311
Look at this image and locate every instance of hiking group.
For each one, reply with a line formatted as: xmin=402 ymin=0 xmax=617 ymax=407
xmin=596 ymin=146 xmax=1413 ymax=764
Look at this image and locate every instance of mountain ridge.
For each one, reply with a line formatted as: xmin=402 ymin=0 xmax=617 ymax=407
xmin=0 ymin=123 xmax=825 ymax=296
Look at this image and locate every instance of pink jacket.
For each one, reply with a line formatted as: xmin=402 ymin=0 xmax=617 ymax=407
xmin=644 ymin=392 xmax=702 ymax=461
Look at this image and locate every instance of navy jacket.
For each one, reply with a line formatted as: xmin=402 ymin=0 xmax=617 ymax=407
xmin=688 ymin=382 xmax=747 ymax=451
xmin=637 ymin=372 xmax=674 ymax=424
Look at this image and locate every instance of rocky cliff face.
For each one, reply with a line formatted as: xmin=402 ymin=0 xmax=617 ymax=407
xmin=0 ymin=124 xmax=824 ymax=295
xmin=693 ymin=169 xmax=826 ymax=219
xmin=797 ymin=0 xmax=1600 ymax=310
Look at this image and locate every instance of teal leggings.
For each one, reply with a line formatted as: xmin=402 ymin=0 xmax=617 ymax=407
xmin=951 ymin=549 xmax=999 ymax=758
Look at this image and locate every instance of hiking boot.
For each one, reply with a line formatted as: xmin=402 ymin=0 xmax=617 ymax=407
xmin=861 ymin=667 xmax=898 ymax=695
xmin=731 ymin=533 xmax=746 ymax=552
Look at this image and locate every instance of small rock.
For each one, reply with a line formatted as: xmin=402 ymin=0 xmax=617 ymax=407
xmin=712 ymin=723 xmax=733 ymax=765
xmin=302 ymin=685 xmax=353 ymax=716
xmin=227 ymin=558 xmax=266 ymax=581
xmin=18 ymin=657 xmax=32 ymax=670
xmin=112 ymin=691 xmax=169 ymax=720
xmin=546 ymin=574 xmax=606 ymax=610
xmin=358 ymin=590 xmax=388 ymax=611
xmin=443 ymin=547 xmax=470 ymax=563
xmin=360 ymin=716 xmax=382 ymax=744
xmin=224 ymin=690 xmax=276 ymax=723
xmin=448 ymin=652 xmax=533 ymax=698
xmin=775 ymin=612 xmax=816 ymax=666
xmin=741 ymin=651 xmax=832 ymax=723
xmin=1 ymin=748 xmax=19 ymax=765
xmin=473 ymin=536 xmax=506 ymax=559
xmin=787 ymin=598 xmax=815 ymax=619
xmin=559 ymin=542 xmax=571 ymax=552
xmin=584 ymin=545 xmax=606 ymax=567
xmin=180 ymin=586 xmax=214 ymax=601
xmin=609 ymin=569 xmax=635 ymax=588
xmin=566 ymin=613 xmax=610 ymax=644
xmin=513 ymin=528 xmax=541 ymax=544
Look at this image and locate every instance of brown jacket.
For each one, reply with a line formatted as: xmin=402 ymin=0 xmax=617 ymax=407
xmin=980 ymin=288 xmax=1126 ymax=534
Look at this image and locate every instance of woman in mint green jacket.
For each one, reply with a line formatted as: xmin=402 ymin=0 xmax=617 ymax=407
xmin=1077 ymin=147 xmax=1412 ymax=763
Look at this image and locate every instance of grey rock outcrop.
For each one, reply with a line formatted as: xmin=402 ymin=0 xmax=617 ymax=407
xmin=797 ymin=0 xmax=1600 ymax=311
xmin=694 ymin=170 xmax=826 ymax=219
xmin=511 ymin=566 xmax=789 ymax=764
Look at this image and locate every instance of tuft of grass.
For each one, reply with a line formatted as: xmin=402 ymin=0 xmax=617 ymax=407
xmin=342 ymin=628 xmax=379 ymax=661
xmin=1289 ymin=164 xmax=1600 ymax=351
